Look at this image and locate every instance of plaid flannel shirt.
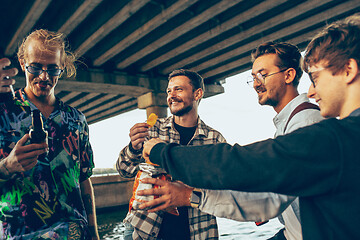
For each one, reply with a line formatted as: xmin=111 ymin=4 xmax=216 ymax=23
xmin=116 ymin=115 xmax=226 ymax=239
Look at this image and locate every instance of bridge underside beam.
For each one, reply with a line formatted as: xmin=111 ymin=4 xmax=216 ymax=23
xmin=13 ymin=69 xmax=224 ymax=124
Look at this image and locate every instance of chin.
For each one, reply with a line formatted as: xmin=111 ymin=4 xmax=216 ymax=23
xmin=258 ymin=98 xmax=267 ymax=106
xmin=169 ymin=106 xmax=177 ymax=113
xmin=35 ymin=91 xmax=51 ymax=98
xmin=320 ymin=109 xmax=336 ymax=118
xmin=170 ymin=110 xmax=181 ymax=116
xmin=36 ymin=89 xmax=50 ymax=95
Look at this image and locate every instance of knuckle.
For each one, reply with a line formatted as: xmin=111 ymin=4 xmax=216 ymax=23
xmin=13 ymin=148 xmax=20 ymax=156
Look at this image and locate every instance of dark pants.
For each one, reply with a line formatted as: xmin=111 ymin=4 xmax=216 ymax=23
xmin=268 ymin=228 xmax=287 ymax=240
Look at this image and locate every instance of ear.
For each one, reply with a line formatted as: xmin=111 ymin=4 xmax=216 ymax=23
xmin=19 ymin=58 xmax=26 ymax=72
xmin=344 ymin=58 xmax=359 ymax=84
xmin=194 ymin=88 xmax=203 ymax=101
xmin=284 ymin=68 xmax=296 ymax=84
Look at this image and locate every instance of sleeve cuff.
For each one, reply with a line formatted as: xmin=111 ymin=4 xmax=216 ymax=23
xmin=149 ymin=142 xmax=168 ymax=165
xmin=128 ymin=142 xmax=142 ymax=155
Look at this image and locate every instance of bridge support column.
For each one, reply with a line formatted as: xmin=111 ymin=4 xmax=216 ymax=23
xmin=137 ymin=92 xmax=168 ymax=118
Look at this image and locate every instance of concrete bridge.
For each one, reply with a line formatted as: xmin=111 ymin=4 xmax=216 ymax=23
xmin=91 ymin=174 xmax=134 ymax=210
xmin=3 ymin=0 xmax=358 ymax=124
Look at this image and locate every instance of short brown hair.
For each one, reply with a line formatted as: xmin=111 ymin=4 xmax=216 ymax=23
xmin=251 ymin=41 xmax=303 ymax=87
xmin=303 ymin=14 xmax=360 ymax=75
xmin=168 ymin=69 xmax=205 ymax=92
xmin=17 ymin=29 xmax=77 ymax=78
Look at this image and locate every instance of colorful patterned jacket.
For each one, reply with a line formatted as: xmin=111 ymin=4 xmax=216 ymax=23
xmin=0 ymin=90 xmax=94 ymax=239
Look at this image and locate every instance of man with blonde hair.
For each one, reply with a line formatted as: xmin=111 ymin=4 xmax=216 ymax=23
xmin=0 ymin=29 xmax=99 ymax=239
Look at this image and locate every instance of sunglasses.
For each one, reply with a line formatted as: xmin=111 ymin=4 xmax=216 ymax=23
xmin=25 ymin=65 xmax=63 ymax=77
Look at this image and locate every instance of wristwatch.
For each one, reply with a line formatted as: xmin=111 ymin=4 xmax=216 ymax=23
xmin=190 ymin=188 xmax=202 ymax=208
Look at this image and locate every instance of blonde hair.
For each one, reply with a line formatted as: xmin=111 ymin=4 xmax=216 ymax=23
xmin=17 ymin=29 xmax=77 ymax=78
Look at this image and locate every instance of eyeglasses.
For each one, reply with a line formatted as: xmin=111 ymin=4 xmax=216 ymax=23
xmin=25 ymin=65 xmax=63 ymax=77
xmin=308 ymin=68 xmax=326 ymax=87
xmin=247 ymin=69 xmax=288 ymax=87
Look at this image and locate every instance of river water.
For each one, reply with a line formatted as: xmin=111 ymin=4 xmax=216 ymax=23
xmin=97 ymin=207 xmax=283 ymax=239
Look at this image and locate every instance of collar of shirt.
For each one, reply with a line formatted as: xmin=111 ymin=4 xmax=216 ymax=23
xmin=18 ymin=88 xmax=68 ymax=118
xmin=273 ymin=93 xmax=309 ymax=136
xmin=164 ymin=115 xmax=208 ymax=138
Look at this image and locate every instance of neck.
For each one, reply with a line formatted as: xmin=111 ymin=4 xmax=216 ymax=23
xmin=273 ymin=88 xmax=299 ymax=113
xmin=173 ymin=110 xmax=198 ymax=127
xmin=24 ymin=88 xmax=56 ymax=118
xmin=339 ymin=81 xmax=360 ymax=119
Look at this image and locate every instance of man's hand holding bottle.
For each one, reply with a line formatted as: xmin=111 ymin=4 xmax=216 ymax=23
xmin=0 ymin=134 xmax=48 ymax=178
xmin=0 ymin=110 xmax=49 ymax=179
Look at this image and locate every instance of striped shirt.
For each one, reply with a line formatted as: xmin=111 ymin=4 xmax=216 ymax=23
xmin=117 ymin=115 xmax=226 ymax=239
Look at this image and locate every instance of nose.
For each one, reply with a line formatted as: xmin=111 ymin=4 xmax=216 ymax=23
xmin=39 ymin=70 xmax=50 ymax=80
xmin=253 ymin=78 xmax=262 ymax=89
xmin=307 ymin=84 xmax=316 ymax=99
xmin=167 ymin=90 xmax=176 ymax=98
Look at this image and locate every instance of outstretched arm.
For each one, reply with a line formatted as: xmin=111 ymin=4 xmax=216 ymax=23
xmin=199 ymin=189 xmax=295 ymax=222
xmin=137 ymin=178 xmax=294 ymax=222
xmin=144 ymin=120 xmax=341 ymax=197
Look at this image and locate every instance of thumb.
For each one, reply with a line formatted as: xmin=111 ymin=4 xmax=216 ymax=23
xmin=16 ymin=134 xmax=30 ymax=146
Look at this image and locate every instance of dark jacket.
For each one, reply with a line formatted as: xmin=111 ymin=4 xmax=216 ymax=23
xmin=150 ymin=109 xmax=360 ymax=239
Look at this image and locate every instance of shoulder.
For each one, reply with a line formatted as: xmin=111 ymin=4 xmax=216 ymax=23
xmin=293 ymin=107 xmax=323 ymax=120
xmin=289 ymin=108 xmax=323 ymax=126
xmin=285 ymin=102 xmax=324 ymax=134
xmin=199 ymin=119 xmax=226 ymax=142
xmin=286 ymin=115 xmax=322 ymax=134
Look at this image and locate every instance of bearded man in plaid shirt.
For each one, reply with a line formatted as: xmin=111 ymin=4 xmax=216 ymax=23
xmin=116 ymin=69 xmax=225 ymax=240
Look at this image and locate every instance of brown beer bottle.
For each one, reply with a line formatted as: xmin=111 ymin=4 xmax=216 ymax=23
xmin=29 ymin=109 xmax=48 ymax=144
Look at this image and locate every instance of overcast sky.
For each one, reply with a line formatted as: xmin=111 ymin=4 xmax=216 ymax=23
xmin=89 ymin=69 xmax=311 ymax=169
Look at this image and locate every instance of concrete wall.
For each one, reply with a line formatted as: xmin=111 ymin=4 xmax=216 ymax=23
xmin=91 ymin=174 xmax=134 ymax=209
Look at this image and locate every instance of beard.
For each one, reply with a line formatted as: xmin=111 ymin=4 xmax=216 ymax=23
xmin=257 ymin=87 xmax=280 ymax=108
xmin=258 ymin=95 xmax=278 ymax=107
xmin=170 ymin=104 xmax=193 ymax=116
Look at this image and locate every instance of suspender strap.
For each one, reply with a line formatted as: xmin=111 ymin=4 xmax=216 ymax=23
xmin=284 ymin=102 xmax=320 ymax=132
